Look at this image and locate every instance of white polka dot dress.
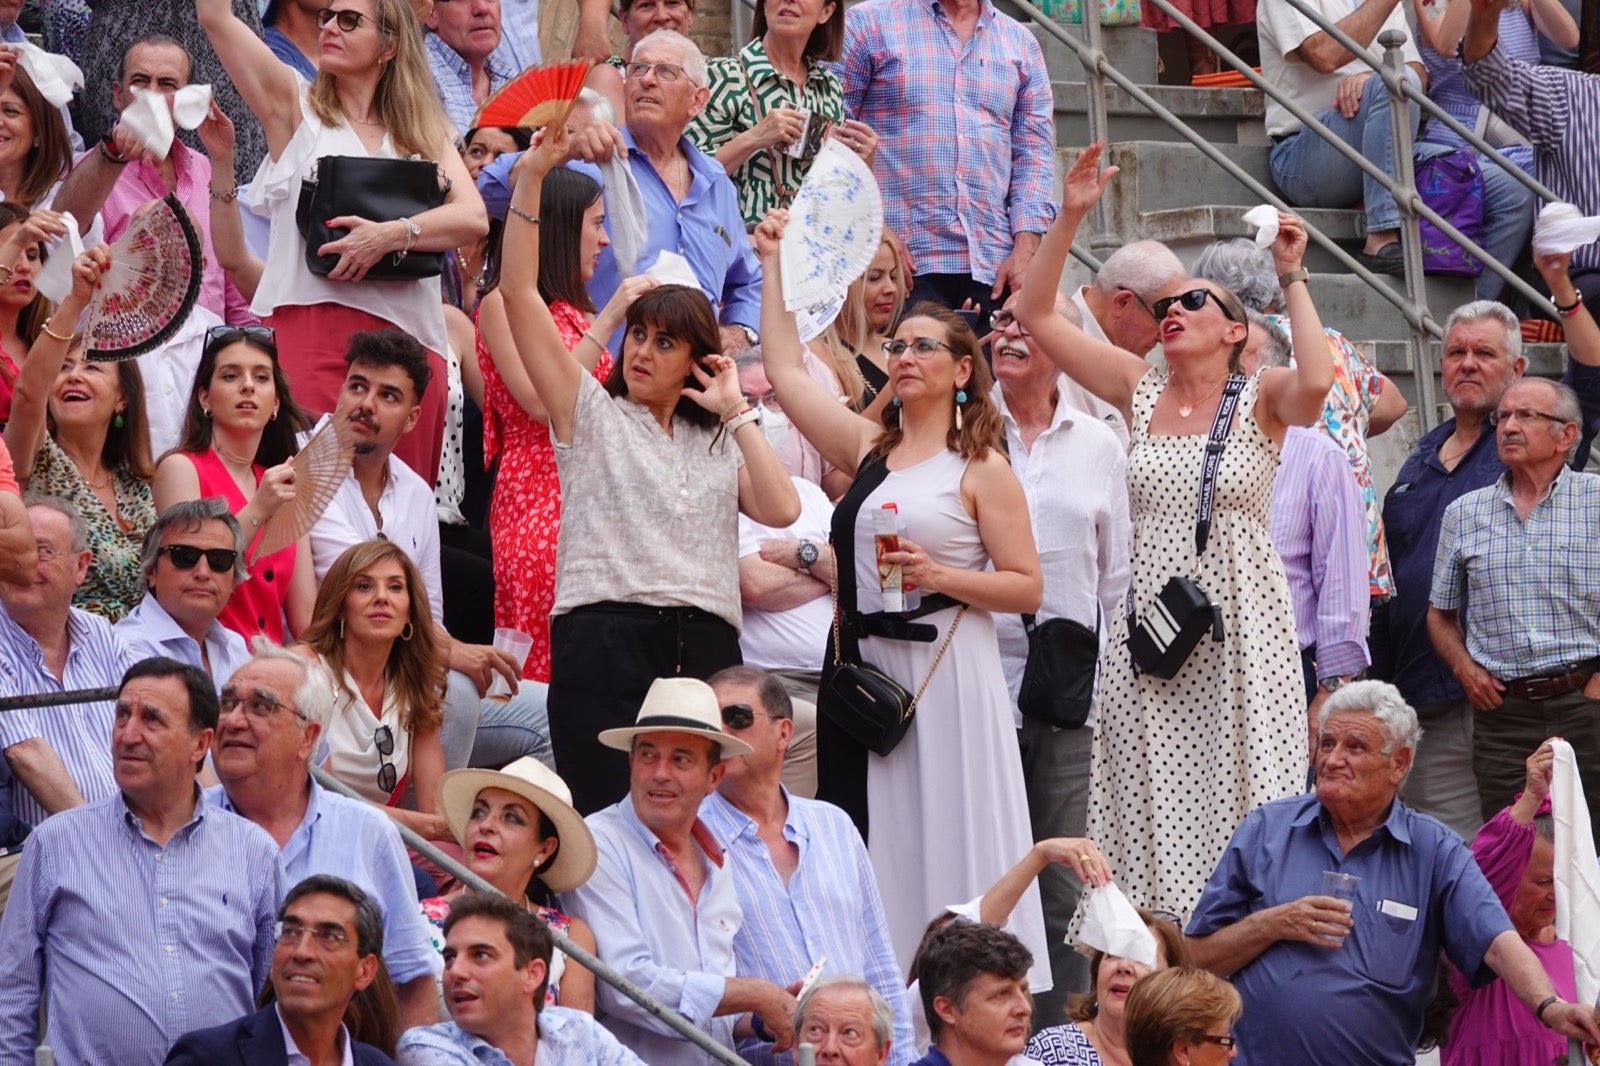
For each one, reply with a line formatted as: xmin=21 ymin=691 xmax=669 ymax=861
xmin=1087 ymin=369 xmax=1305 ymax=920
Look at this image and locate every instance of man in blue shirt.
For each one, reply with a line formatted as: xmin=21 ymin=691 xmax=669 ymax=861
xmin=1187 ymin=679 xmax=1600 ymax=1065
xmin=1370 ymin=287 xmax=1600 ymax=840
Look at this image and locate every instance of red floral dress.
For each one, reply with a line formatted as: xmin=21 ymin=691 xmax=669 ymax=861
xmin=477 ymin=300 xmax=613 ymax=681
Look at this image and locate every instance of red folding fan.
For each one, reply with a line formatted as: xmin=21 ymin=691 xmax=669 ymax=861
xmin=475 ymin=60 xmax=594 ymax=129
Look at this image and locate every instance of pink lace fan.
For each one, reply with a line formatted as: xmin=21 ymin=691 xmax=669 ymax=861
xmin=85 ymin=194 xmax=202 ymax=361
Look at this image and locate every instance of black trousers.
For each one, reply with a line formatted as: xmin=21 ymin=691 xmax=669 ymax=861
xmin=907 ymin=272 xmax=1007 ymax=324
xmin=547 ymin=602 xmax=742 ymax=815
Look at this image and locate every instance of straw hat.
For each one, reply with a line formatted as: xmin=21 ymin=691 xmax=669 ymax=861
xmin=438 ymin=758 xmax=597 ymax=893
xmin=597 ymin=677 xmax=754 ymax=758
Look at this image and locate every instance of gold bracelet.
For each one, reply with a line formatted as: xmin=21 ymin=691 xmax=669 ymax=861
xmin=40 ymin=319 xmax=74 ymax=343
xmin=507 ymin=204 xmax=540 ymax=226
xmin=209 ymin=186 xmax=239 ymax=203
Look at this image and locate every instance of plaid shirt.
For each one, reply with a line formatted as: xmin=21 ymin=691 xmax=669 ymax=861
xmin=1430 ymin=466 xmax=1600 ymax=678
xmin=840 ymin=0 xmax=1057 ymax=284
xmin=425 ymin=31 xmax=512 ymax=139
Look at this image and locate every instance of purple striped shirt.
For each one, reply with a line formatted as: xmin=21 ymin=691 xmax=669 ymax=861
xmin=1269 ymin=427 xmax=1371 ymax=678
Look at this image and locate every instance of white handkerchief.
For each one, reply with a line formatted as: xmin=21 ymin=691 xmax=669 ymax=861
xmin=1243 ymin=204 xmax=1280 ymax=249
xmin=1552 ymin=738 xmax=1600 ymax=1007
xmin=171 ymin=84 xmax=214 ymax=131
xmin=646 ymin=250 xmax=703 ymax=292
xmin=12 ymin=43 xmax=83 ymax=109
xmin=598 ymin=153 xmax=648 ymax=275
xmin=1533 ymin=202 xmax=1600 ymax=256
xmin=119 ymin=89 xmax=177 ymax=161
xmin=34 ymin=211 xmax=84 ymax=305
xmin=1078 ymin=882 xmax=1158 ymax=968
xmin=941 ymin=896 xmax=983 ymax=923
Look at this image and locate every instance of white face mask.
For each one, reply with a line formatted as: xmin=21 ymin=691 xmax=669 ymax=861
xmin=758 ymin=402 xmax=790 ymax=452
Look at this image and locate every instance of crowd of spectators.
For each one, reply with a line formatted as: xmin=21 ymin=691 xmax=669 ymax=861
xmin=0 ymin=0 xmax=1597 ymax=1062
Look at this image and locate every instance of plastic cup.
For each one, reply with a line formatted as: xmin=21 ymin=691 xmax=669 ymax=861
xmin=486 ymin=627 xmax=533 ymax=701
xmin=1322 ymin=870 xmax=1360 ymax=903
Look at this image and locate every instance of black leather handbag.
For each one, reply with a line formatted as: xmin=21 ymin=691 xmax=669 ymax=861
xmin=1018 ymin=611 xmax=1100 ymax=729
xmin=1125 ymin=375 xmax=1243 ymax=680
xmin=295 ymin=155 xmax=448 ymax=280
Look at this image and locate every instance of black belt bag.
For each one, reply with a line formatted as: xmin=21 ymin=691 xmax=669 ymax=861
xmin=296 ymin=155 xmax=448 ymax=280
xmin=1018 ymin=611 xmax=1099 ymax=729
xmin=1126 ymin=375 xmax=1243 ymax=680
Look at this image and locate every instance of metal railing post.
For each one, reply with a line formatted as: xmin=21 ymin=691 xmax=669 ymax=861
xmin=1078 ymin=11 xmax=1117 ymax=256
xmin=1379 ymin=30 xmax=1438 ymax=431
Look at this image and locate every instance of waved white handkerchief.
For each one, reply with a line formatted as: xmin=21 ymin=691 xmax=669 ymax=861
xmin=646 ymin=250 xmax=704 ymax=292
xmin=941 ymin=896 xmax=983 ymax=923
xmin=1552 ymin=738 xmax=1600 ymax=1006
xmin=598 ymin=154 xmax=647 ymax=275
xmin=1078 ymin=882 xmax=1158 ymax=968
xmin=33 ymin=211 xmax=84 ymax=305
xmin=1533 ymin=202 xmax=1600 ymax=256
xmin=118 ymin=86 xmax=214 ymax=161
xmin=1243 ymin=204 xmax=1280 ymax=249
xmin=13 ymin=43 xmax=83 ymax=109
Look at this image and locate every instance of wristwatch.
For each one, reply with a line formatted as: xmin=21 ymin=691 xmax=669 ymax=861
xmin=796 ymin=539 xmax=820 ymax=573
xmin=737 ymin=324 xmax=759 ymax=346
xmin=1318 ymin=675 xmax=1349 ymax=694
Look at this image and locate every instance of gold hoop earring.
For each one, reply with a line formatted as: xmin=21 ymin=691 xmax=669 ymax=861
xmin=338 ymin=618 xmax=345 ymax=639
xmin=400 ymin=622 xmax=414 ymax=641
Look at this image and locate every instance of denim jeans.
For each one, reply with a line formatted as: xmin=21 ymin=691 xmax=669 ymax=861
xmin=1270 ymin=68 xmax=1423 ymax=234
xmin=440 ymin=670 xmax=553 ymax=772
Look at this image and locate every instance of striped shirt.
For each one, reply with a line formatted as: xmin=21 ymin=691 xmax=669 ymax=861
xmin=699 ymin=789 xmax=915 ymax=1066
xmin=0 ymin=604 xmax=146 ymax=830
xmin=1269 ymin=427 xmax=1371 ymax=678
xmin=840 ymin=0 xmax=1057 ymax=284
xmin=397 ymin=1009 xmax=648 ymax=1066
xmin=1463 ymin=39 xmax=1600 ymax=274
xmin=0 ymin=791 xmax=283 ymax=1065
xmin=1430 ymin=466 xmax=1600 ymax=678
xmin=690 ymin=39 xmax=847 ymax=228
xmin=425 ymin=31 xmax=513 ymax=138
xmin=1419 ymin=5 xmax=1537 ymax=167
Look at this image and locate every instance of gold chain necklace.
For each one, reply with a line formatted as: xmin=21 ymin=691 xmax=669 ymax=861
xmin=1167 ymin=373 xmax=1227 ymax=418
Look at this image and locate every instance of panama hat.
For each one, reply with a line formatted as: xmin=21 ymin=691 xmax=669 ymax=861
xmin=597 ymin=677 xmax=754 ymax=758
xmin=438 ymin=757 xmax=597 ymax=893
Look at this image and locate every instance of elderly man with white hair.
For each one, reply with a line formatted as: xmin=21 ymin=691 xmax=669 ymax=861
xmin=1186 ymin=679 xmax=1600 ymax=1064
xmin=793 ymin=976 xmax=896 ymax=1066
xmin=205 ymin=643 xmax=443 ymax=1029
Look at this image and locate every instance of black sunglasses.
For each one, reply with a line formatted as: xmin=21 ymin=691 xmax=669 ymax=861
xmin=1195 ymin=1035 xmax=1238 ymax=1049
xmin=374 ymin=725 xmax=398 ymax=795
xmin=205 ymin=324 xmax=277 ymax=351
xmin=158 ymin=544 xmax=239 ymax=572
xmin=1153 ymin=288 xmax=1238 ymax=324
xmin=316 ymin=7 xmax=371 ymax=31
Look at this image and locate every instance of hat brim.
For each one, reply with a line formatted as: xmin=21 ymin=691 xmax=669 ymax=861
xmin=438 ymin=768 xmax=598 ymax=893
xmin=597 ymin=724 xmax=754 ymax=758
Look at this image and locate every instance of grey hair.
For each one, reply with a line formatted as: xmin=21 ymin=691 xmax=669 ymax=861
xmin=795 ymin=976 xmax=894 ymax=1052
xmin=1093 ymin=240 xmax=1186 ymax=302
xmin=576 ymin=87 xmax=617 ymax=127
xmin=1247 ymin=310 xmax=1291 ymax=369
xmin=1510 ymin=377 xmax=1583 ymax=462
xmin=243 ymin=637 xmax=337 ymax=763
xmin=1443 ymin=300 xmax=1523 ymax=364
xmin=140 ymin=498 xmax=249 ymax=587
xmin=1195 ymin=239 xmax=1283 ymax=313
xmin=633 ymin=29 xmax=708 ymax=87
xmin=1318 ymin=680 xmax=1423 ymax=756
xmin=732 ymin=347 xmax=762 ymax=370
xmin=1534 ymin=811 xmax=1554 ymax=843
xmin=23 ymin=494 xmax=88 ymax=552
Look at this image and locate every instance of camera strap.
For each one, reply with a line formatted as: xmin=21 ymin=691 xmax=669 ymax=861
xmin=1193 ymin=374 xmax=1246 ymax=558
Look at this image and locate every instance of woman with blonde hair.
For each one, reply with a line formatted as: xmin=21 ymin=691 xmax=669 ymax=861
xmin=814 ymin=229 xmax=908 ymax=411
xmin=195 ymin=0 xmax=488 ymax=485
xmin=1123 ymin=967 xmax=1242 ymax=1066
xmin=294 ymin=539 xmax=451 ymax=843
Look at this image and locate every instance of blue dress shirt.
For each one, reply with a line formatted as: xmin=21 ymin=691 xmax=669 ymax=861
xmin=0 ymin=790 xmax=284 ymax=1066
xmin=263 ymin=25 xmax=317 ymax=81
xmin=396 ymin=1008 xmax=649 ymax=1065
xmin=1187 ymin=793 xmax=1511 ymax=1066
xmin=115 ymin=595 xmax=253 ymax=693
xmin=207 ymin=777 xmax=442 ymax=984
xmin=700 ymin=789 xmax=915 ymax=1066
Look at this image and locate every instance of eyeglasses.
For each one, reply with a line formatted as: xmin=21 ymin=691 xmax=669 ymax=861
xmin=204 ymin=324 xmax=276 ymax=350
xmin=374 ymin=725 xmax=398 ymax=795
xmin=989 ymin=309 xmax=1029 ymax=337
xmin=881 ymin=338 xmax=955 ymax=359
xmin=158 ymin=544 xmax=239 ymax=573
xmin=34 ymin=541 xmax=69 ymax=564
xmin=624 ymin=61 xmax=689 ymax=83
xmin=274 ymin=919 xmax=352 ymax=950
xmin=1195 ymin=1034 xmax=1238 ymax=1049
xmin=721 ymin=703 xmax=782 ymax=730
xmin=1489 ymin=407 xmax=1574 ymax=427
xmin=742 ymin=389 xmax=779 ymax=409
xmin=316 ymin=8 xmax=371 ymax=31
xmin=1153 ymin=288 xmax=1239 ymax=324
xmin=1121 ymin=287 xmax=1160 ymax=321
xmin=219 ymin=687 xmax=305 ymax=722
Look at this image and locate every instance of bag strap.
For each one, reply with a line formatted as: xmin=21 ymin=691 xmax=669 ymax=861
xmin=1193 ymin=375 xmax=1246 ymax=557
xmin=1023 ymin=603 xmax=1100 ymax=636
xmin=828 ymin=453 xmax=894 ymax=667
xmin=738 ymin=55 xmax=796 ymax=207
xmin=908 ymin=606 xmax=967 ymax=712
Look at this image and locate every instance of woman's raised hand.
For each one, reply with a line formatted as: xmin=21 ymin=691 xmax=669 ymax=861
xmin=197 ymin=99 xmax=237 ymax=160
xmin=66 ymin=245 xmax=112 ymax=305
xmin=1524 ymin=740 xmax=1557 ymax=805
xmin=251 ymin=460 xmax=298 ymax=519
xmin=752 ymin=210 xmax=789 ymax=260
xmin=1270 ymin=212 xmax=1309 ymax=274
xmin=1060 ymin=142 xmax=1119 ymax=220
xmin=682 ymin=352 xmax=744 ymax=417
xmin=520 ymin=121 xmax=571 ymax=184
xmin=594 ymin=274 xmax=659 ymax=337
xmin=5 ymin=209 xmax=69 ymax=256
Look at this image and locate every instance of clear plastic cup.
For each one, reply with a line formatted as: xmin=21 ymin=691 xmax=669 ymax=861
xmin=1322 ymin=870 xmax=1360 ymax=903
xmin=486 ymin=627 xmax=534 ymax=701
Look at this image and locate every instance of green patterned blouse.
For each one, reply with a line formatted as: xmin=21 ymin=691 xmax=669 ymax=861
xmin=31 ymin=435 xmax=155 ymax=622
xmin=688 ymin=39 xmax=846 ymax=229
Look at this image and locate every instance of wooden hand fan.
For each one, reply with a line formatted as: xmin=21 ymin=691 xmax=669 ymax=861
xmin=85 ymin=193 xmax=203 ymax=361
xmin=475 ymin=60 xmax=593 ymax=129
xmin=251 ymin=416 xmax=357 ymax=562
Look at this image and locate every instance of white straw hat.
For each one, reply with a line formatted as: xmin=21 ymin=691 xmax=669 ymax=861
xmin=596 ymin=677 xmax=754 ymax=758
xmin=438 ymin=758 xmax=597 ymax=893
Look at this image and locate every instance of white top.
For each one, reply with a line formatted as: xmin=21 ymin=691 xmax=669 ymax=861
xmin=991 ymin=380 xmax=1132 ymax=730
xmin=1257 ymin=0 xmax=1422 ymax=137
xmin=305 ymin=416 xmax=445 ymax=622
xmin=736 ymin=476 xmax=833 ymax=672
xmin=244 ymin=82 xmax=448 ymax=355
xmin=1067 ymin=288 xmax=1134 ymax=452
xmin=278 ymin=1006 xmax=355 ymax=1066
xmin=322 ymin=668 xmax=413 ymax=805
xmin=136 ymin=304 xmax=221 ymax=460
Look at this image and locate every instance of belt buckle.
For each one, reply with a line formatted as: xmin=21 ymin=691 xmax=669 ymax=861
xmin=1523 ymin=675 xmax=1566 ymax=700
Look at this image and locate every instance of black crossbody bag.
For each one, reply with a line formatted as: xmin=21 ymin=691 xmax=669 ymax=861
xmin=1018 ymin=607 xmax=1100 ymax=729
xmin=296 ymin=156 xmax=448 ymax=280
xmin=1124 ymin=375 xmax=1244 ymax=680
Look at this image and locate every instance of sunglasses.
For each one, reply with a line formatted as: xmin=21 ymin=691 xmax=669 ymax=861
xmin=158 ymin=544 xmax=239 ymax=572
xmin=1153 ymin=288 xmax=1238 ymax=324
xmin=205 ymin=324 xmax=277 ymax=350
xmin=316 ymin=8 xmax=371 ymax=31
xmin=721 ymin=703 xmax=762 ymax=730
xmin=1195 ymin=1035 xmax=1238 ymax=1049
xmin=374 ymin=724 xmax=398 ymax=794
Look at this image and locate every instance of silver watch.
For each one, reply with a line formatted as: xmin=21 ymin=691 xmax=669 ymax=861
xmin=796 ymin=539 xmax=820 ymax=573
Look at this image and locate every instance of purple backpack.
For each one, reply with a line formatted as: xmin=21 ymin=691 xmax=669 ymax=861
xmin=1416 ymin=148 xmax=1487 ymax=277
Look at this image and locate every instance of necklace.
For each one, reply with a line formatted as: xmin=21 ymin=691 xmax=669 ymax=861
xmin=1168 ymin=373 xmax=1227 ymax=418
xmin=348 ymin=113 xmax=385 ymax=127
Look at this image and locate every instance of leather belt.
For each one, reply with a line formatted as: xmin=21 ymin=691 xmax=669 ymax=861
xmin=1500 ymin=660 xmax=1600 ymax=701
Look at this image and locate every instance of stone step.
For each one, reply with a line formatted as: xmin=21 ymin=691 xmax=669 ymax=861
xmin=1053 ymin=82 xmax=1266 ymax=147
xmin=1023 ymin=20 xmax=1162 ymax=85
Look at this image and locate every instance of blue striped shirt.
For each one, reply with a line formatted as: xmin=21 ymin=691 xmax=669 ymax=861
xmin=699 ymin=789 xmax=915 ymax=1066
xmin=0 ymin=791 xmax=284 ymax=1066
xmin=0 ymin=603 xmax=147 ymax=829
xmin=397 ymin=1009 xmax=648 ymax=1066
xmin=1420 ymin=6 xmax=1537 ymax=165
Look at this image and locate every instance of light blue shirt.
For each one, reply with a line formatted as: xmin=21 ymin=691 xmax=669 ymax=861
xmin=0 ymin=603 xmax=145 ymax=829
xmin=397 ymin=1008 xmax=648 ymax=1065
xmin=424 ymin=31 xmax=512 ymax=138
xmin=700 ymin=789 xmax=915 ymax=1066
xmin=207 ymin=777 xmax=442 ymax=984
xmin=115 ymin=595 xmax=253 ymax=693
xmin=562 ymin=800 xmax=741 ymax=1066
xmin=0 ymin=790 xmax=284 ymax=1066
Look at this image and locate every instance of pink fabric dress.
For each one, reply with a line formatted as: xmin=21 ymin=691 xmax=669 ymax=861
xmin=187 ymin=448 xmax=298 ymax=644
xmin=1443 ymin=802 xmax=1573 ymax=1065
